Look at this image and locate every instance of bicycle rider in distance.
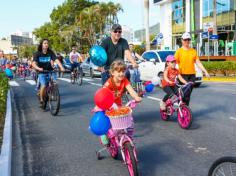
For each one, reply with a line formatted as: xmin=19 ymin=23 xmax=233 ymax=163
xmin=69 ymin=45 xmax=83 ymax=76
xmin=32 ymin=39 xmax=65 ymax=107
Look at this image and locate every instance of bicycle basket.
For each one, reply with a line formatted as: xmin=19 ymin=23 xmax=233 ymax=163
xmin=106 ymin=107 xmax=133 ymax=130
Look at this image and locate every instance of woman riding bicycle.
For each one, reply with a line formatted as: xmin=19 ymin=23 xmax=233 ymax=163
xmin=160 ymin=55 xmax=187 ymax=110
xmin=32 ymin=39 xmax=64 ymax=107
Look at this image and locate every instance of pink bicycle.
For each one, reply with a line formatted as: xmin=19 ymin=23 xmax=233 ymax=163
xmin=160 ymin=82 xmax=193 ymax=129
xmin=96 ymin=101 xmax=139 ymax=176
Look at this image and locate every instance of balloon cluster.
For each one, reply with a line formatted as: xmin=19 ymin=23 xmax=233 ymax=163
xmin=89 ymin=88 xmax=114 ymax=136
xmin=144 ymin=76 xmax=161 ymax=93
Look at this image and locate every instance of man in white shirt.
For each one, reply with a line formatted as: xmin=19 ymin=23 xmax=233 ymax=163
xmin=69 ymin=45 xmax=83 ymax=74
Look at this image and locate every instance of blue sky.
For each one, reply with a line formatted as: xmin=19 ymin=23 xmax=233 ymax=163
xmin=0 ymin=0 xmax=160 ymax=39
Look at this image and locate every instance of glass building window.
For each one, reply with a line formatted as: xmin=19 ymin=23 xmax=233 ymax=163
xmin=216 ymin=0 xmax=230 ymax=14
xmin=203 ymin=0 xmax=232 ymax=17
xmin=172 ymin=0 xmax=185 ymax=24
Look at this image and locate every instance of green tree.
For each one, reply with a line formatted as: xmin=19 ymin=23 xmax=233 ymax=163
xmin=18 ymin=45 xmax=37 ymax=59
xmin=33 ymin=0 xmax=122 ymax=53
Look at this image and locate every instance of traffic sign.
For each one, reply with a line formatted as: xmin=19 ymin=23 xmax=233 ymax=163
xmin=201 ymin=32 xmax=208 ymax=39
xmin=203 ymin=22 xmax=214 ymax=32
xmin=156 ymin=33 xmax=163 ymax=40
xmin=210 ymin=34 xmax=218 ymax=40
xmin=208 ymin=27 xmax=213 ymax=32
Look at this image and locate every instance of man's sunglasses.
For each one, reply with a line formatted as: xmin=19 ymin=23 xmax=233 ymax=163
xmin=113 ymin=30 xmax=122 ymax=34
xmin=183 ymin=39 xmax=191 ymax=41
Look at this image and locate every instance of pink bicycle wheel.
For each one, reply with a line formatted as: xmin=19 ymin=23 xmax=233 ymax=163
xmin=177 ymin=105 xmax=192 ymax=129
xmin=124 ymin=142 xmax=138 ymax=176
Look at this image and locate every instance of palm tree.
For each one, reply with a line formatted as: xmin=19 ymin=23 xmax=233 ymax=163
xmin=144 ymin=0 xmax=150 ymax=50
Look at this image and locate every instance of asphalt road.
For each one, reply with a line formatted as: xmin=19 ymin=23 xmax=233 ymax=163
xmin=10 ymin=75 xmax=236 ymax=176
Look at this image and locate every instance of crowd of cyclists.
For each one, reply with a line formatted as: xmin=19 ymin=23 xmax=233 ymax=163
xmin=0 ymin=23 xmax=210 ymax=112
xmin=2 ymin=23 xmax=227 ymax=176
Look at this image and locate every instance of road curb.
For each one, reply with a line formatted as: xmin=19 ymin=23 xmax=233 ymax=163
xmin=0 ymin=90 xmax=12 ymax=176
xmin=203 ymin=77 xmax=236 ymax=83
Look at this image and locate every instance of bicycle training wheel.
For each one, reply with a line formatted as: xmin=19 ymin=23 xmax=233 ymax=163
xmin=177 ymin=105 xmax=192 ymax=129
xmin=208 ymin=157 xmax=236 ymax=176
xmin=124 ymin=142 xmax=139 ymax=176
xmin=160 ymin=109 xmax=170 ymax=121
xmin=48 ymin=85 xmax=60 ymax=116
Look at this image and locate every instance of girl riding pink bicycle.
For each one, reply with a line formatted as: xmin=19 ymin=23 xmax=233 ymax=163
xmin=160 ymin=55 xmax=187 ymax=110
xmin=160 ymin=55 xmax=193 ymax=129
xmin=93 ymin=60 xmax=142 ymax=176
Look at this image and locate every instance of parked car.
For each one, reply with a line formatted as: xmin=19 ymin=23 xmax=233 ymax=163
xmin=81 ymin=57 xmax=101 ymax=78
xmin=139 ymin=50 xmax=203 ymax=86
xmin=62 ymin=57 xmax=72 ymax=72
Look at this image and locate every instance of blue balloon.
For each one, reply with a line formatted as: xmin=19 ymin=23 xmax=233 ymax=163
xmin=5 ymin=68 xmax=13 ymax=77
xmin=145 ymin=83 xmax=155 ymax=92
xmin=89 ymin=111 xmax=111 ymax=136
xmin=89 ymin=45 xmax=107 ymax=67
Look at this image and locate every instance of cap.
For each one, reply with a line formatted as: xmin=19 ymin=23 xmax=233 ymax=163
xmin=182 ymin=32 xmax=191 ymax=40
xmin=111 ymin=24 xmax=122 ymax=31
xmin=166 ymin=55 xmax=176 ymax=62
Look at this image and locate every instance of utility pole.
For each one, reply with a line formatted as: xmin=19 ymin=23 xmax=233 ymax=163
xmin=213 ymin=0 xmax=217 ymax=56
xmin=213 ymin=0 xmax=217 ymax=35
xmin=144 ymin=0 xmax=150 ymax=50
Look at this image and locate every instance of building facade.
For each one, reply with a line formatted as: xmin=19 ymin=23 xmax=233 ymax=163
xmin=154 ymin=0 xmax=236 ymax=56
xmin=11 ymin=35 xmax=33 ymax=46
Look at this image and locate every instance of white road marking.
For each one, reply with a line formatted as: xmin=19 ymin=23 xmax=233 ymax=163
xmin=93 ymin=78 xmax=101 ymax=80
xmin=88 ymin=82 xmax=101 ymax=87
xmin=58 ymin=78 xmax=71 ymax=83
xmin=82 ymin=78 xmax=93 ymax=82
xmin=9 ymin=81 xmax=20 ymax=87
xmin=146 ymin=96 xmax=162 ymax=102
xmin=26 ymin=80 xmax=36 ymax=85
xmin=229 ymin=117 xmax=236 ymax=121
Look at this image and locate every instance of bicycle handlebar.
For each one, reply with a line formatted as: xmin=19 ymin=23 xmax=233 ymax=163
xmin=125 ymin=100 xmax=140 ymax=109
xmin=176 ymin=81 xmax=194 ymax=88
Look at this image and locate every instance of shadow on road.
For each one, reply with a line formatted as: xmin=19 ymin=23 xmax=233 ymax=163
xmin=138 ymin=141 xmax=172 ymax=176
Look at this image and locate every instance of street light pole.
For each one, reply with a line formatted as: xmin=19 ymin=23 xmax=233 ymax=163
xmin=144 ymin=0 xmax=150 ymax=50
xmin=213 ymin=0 xmax=217 ymax=56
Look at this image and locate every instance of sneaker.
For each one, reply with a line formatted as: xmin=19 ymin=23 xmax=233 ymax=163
xmin=160 ymin=101 xmax=166 ymax=110
xmin=100 ymin=135 xmax=109 ymax=145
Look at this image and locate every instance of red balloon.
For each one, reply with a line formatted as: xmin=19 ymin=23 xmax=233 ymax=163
xmin=144 ymin=81 xmax=152 ymax=86
xmin=94 ymin=87 xmax=114 ymax=110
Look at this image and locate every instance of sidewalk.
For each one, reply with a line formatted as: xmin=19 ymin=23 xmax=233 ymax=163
xmin=203 ymin=77 xmax=236 ymax=83
xmin=0 ymin=91 xmax=12 ymax=176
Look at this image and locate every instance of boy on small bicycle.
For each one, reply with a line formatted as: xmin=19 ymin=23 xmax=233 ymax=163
xmin=160 ymin=55 xmax=187 ymax=110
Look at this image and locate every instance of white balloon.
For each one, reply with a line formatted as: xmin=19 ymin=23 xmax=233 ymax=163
xmin=151 ymin=76 xmax=161 ymax=86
